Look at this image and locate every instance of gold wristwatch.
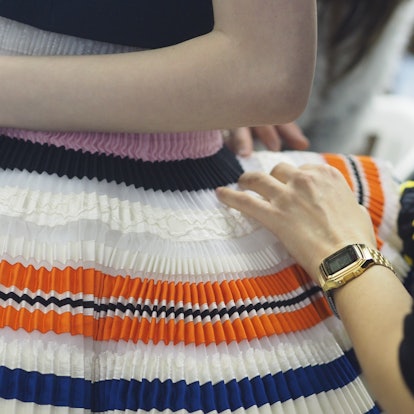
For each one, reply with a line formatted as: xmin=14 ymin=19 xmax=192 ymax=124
xmin=318 ymin=244 xmax=395 ymax=317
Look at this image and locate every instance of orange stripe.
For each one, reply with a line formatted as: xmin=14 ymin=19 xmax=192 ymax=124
xmin=357 ymin=156 xmax=385 ymax=248
xmin=0 ymin=260 xmax=331 ymax=345
xmin=0 ymin=296 xmax=331 ymax=345
xmin=323 ymin=154 xmax=354 ymax=190
xmin=357 ymin=156 xmax=385 ymax=228
xmin=323 ymin=154 xmax=385 ymax=248
xmin=0 ymin=308 xmax=94 ymax=336
xmin=0 ymin=260 xmax=331 ymax=341
xmin=0 ymin=262 xmax=98 ymax=294
xmin=0 ymin=261 xmax=310 ymax=302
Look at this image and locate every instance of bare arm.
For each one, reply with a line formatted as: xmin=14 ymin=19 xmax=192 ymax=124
xmin=334 ymin=265 xmax=413 ymax=414
xmin=216 ymin=163 xmax=414 ymax=414
xmin=0 ymin=0 xmax=316 ymax=133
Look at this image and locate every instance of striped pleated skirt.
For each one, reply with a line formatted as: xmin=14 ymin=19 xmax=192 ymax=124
xmin=0 ymin=16 xmax=408 ymax=414
xmin=0 ymin=124 xmax=407 ymax=413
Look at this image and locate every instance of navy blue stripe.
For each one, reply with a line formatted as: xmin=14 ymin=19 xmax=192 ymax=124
xmin=0 ymin=366 xmax=91 ymax=408
xmin=0 ymin=135 xmax=243 ymax=192
xmin=0 ymin=355 xmax=367 ymax=411
xmin=0 ymin=286 xmax=322 ymax=320
xmin=347 ymin=155 xmax=364 ymax=205
xmin=0 ymin=0 xmax=214 ymax=48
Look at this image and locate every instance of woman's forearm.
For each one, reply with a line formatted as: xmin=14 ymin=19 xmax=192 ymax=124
xmin=0 ymin=0 xmax=316 ymax=133
xmin=334 ymin=267 xmax=414 ymax=414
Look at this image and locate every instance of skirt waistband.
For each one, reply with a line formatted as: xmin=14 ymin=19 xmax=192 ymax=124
xmin=0 ymin=134 xmax=243 ymax=191
xmin=0 ymin=128 xmax=224 ymax=162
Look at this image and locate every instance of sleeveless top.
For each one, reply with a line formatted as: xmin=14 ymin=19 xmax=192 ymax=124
xmin=0 ymin=0 xmax=214 ymax=47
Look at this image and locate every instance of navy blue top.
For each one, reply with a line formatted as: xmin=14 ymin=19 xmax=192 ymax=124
xmin=0 ymin=0 xmax=214 ymax=48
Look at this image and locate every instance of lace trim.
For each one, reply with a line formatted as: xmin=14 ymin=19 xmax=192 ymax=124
xmin=0 ymin=186 xmax=257 ymax=240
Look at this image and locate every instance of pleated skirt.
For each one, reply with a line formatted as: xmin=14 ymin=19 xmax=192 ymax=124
xmin=0 ymin=124 xmax=407 ymax=413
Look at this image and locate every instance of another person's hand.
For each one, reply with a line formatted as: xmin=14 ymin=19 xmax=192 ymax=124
xmin=216 ymin=162 xmax=376 ymax=280
xmin=225 ymin=123 xmax=309 ymax=156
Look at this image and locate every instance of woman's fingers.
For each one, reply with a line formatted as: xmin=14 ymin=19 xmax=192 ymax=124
xmin=215 ymin=186 xmax=274 ymax=224
xmin=276 ymin=123 xmax=309 ymax=150
xmin=269 ymin=162 xmax=298 ymax=184
xmin=224 ymin=127 xmax=254 ymax=156
xmin=225 ymin=163 xmax=301 ymax=205
xmin=237 ymin=171 xmax=285 ymax=200
xmin=217 ymin=162 xmax=380 ymax=279
xmin=253 ymin=125 xmax=282 ymax=151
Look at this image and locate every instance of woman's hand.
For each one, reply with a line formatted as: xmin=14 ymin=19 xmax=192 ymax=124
xmin=216 ymin=162 xmax=376 ymax=281
xmin=218 ymin=162 xmax=414 ymax=414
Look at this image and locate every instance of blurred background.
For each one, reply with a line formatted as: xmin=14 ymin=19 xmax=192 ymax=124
xmin=238 ymin=1 xmax=414 ymax=182
xmin=357 ymin=17 xmax=414 ymax=181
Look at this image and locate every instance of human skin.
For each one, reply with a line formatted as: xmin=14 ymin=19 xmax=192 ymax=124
xmin=216 ymin=162 xmax=414 ymax=414
xmin=0 ymin=0 xmax=316 ymax=133
xmin=226 ymin=123 xmax=309 ymax=156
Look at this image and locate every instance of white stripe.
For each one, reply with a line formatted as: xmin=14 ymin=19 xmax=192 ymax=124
xmin=0 ymin=186 xmax=259 ymax=241
xmin=0 ymin=322 xmax=351 ymax=384
xmin=0 ymin=169 xmax=228 ymax=210
xmin=0 ymin=390 xmax=377 ymax=414
xmin=0 ymin=228 xmax=296 ymax=276
xmin=376 ymin=159 xmax=404 ymax=237
xmin=246 ymin=150 xmax=325 ymax=175
xmin=0 ymin=301 xmax=93 ymax=316
xmin=0 ymin=150 xmax=358 ymax=213
xmin=0 ymin=399 xmax=90 ymax=414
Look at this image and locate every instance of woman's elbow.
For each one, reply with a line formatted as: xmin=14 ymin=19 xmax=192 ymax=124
xmin=265 ymin=45 xmax=316 ymax=123
xmin=248 ymin=75 xmax=313 ymax=125
xmin=275 ymin=82 xmax=312 ymax=122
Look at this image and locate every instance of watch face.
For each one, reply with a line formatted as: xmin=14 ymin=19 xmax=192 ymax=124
xmin=324 ymin=245 xmax=359 ymax=275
